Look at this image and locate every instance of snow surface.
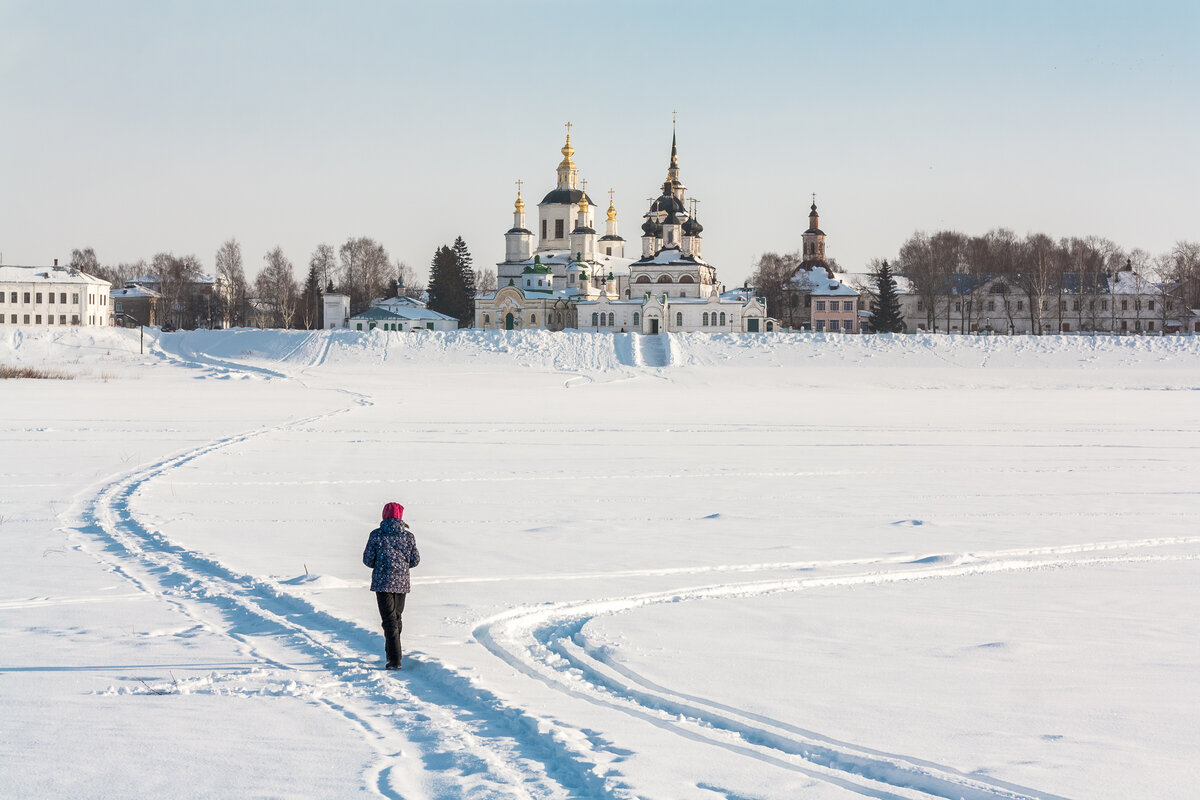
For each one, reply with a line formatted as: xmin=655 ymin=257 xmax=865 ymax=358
xmin=3 ymin=326 xmax=1199 ymax=799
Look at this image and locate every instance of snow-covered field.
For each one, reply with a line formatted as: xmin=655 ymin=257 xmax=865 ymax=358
xmin=3 ymin=327 xmax=1198 ymax=800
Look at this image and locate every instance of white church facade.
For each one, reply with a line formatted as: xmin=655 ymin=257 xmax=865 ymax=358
xmin=474 ymin=127 xmax=767 ymax=333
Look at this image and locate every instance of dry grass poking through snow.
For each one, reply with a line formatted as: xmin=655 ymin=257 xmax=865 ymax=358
xmin=0 ymin=364 xmax=74 ymax=380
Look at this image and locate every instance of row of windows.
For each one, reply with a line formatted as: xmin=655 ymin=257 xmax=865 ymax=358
xmin=4 ymin=291 xmax=82 ymax=304
xmin=2 ymin=314 xmax=81 ymax=325
xmin=815 ymin=320 xmax=856 ymax=331
xmin=633 ymin=275 xmax=696 ymax=284
xmin=933 ymin=298 xmax=1160 ymax=314
xmin=814 ymin=300 xmax=854 ymax=312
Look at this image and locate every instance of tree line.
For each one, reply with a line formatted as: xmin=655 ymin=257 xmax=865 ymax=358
xmin=749 ymin=232 xmax=1200 ymax=334
xmin=893 ymin=230 xmax=1200 ymax=333
xmin=69 ymin=237 xmax=498 ymax=330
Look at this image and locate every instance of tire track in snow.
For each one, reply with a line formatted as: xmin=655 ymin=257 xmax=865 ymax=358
xmin=475 ymin=542 xmax=1199 ymax=799
xmin=67 ymin=361 xmax=640 ymax=799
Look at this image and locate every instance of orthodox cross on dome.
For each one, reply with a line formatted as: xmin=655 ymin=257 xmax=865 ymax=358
xmin=565 ymin=120 xmax=573 ymax=136
xmin=516 ymin=179 xmax=523 ymax=194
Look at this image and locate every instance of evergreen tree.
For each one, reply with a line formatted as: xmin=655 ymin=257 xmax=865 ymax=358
xmin=427 ymin=245 xmax=465 ymax=324
xmin=300 ymin=263 xmax=322 ymax=329
xmin=452 ymin=236 xmax=476 ymax=328
xmin=870 ymin=259 xmax=905 ymax=333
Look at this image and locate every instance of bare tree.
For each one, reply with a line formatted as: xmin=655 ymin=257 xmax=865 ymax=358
xmin=338 ymin=237 xmax=390 ymax=313
xmin=748 ymin=252 xmax=804 ymax=328
xmin=257 ymin=247 xmax=299 ymax=328
xmin=149 ymin=252 xmax=205 ymax=328
xmin=394 ymin=259 xmax=423 ymax=298
xmin=69 ymin=247 xmax=101 ymax=275
xmin=215 ymin=239 xmax=248 ymax=328
xmin=473 ymin=268 xmax=497 ymax=294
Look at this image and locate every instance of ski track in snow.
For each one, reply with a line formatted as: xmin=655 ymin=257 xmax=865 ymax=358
xmin=58 ymin=335 xmax=1200 ymax=799
xmin=474 ymin=543 xmax=1199 ymax=800
xmin=68 ymin=344 xmax=639 ymax=800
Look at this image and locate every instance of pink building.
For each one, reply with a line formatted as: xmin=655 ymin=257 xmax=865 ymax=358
xmin=810 ymin=281 xmax=860 ymax=333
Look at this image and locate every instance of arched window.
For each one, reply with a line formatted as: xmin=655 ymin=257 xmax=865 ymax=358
xmin=530 ymin=313 xmax=537 ymax=325
xmin=483 ymin=314 xmax=490 ymax=325
xmin=702 ymin=312 xmax=709 ymax=326
xmin=633 ymin=312 xmax=640 ymax=325
xmin=679 ymin=275 xmax=695 ymax=284
xmin=608 ymin=313 xmax=614 ymax=326
xmin=635 ymin=275 xmax=651 ymax=284
xmin=676 ymin=312 xmax=683 ymax=326
xmin=657 ymin=275 xmax=672 ymax=284
xmin=592 ymin=312 xmax=598 ymax=326
xmin=719 ymin=312 xmax=726 ymax=326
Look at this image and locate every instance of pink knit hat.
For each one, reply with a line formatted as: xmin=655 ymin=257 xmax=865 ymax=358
xmin=382 ymin=502 xmax=404 ymax=520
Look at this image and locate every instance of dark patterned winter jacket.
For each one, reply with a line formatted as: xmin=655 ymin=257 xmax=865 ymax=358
xmin=362 ymin=519 xmax=420 ymax=593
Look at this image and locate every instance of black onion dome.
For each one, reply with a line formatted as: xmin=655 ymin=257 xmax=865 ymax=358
xmin=650 ymin=194 xmax=686 ymax=216
xmin=683 ymin=217 xmax=703 ymax=236
xmin=641 ymin=218 xmax=660 ymax=235
xmin=540 ymin=188 xmax=594 ymax=206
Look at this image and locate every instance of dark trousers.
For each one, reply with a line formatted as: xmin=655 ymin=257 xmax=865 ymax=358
xmin=375 ymin=592 xmax=406 ymax=667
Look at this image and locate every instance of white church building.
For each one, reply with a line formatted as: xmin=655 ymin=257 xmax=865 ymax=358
xmin=474 ymin=127 xmax=767 ymax=333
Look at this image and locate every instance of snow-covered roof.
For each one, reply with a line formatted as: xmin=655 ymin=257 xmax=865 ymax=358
xmin=791 ymin=265 xmax=859 ymax=297
xmin=632 ymin=247 xmax=710 ymax=267
xmin=1110 ymin=270 xmax=1162 ymax=295
xmin=371 ymin=296 xmax=427 ymax=308
xmin=350 ymin=307 xmax=404 ymax=321
xmin=720 ymin=288 xmax=757 ymax=302
xmin=112 ymin=285 xmax=161 ymax=299
xmin=0 ymin=265 xmax=110 ymax=286
xmin=352 ymin=305 xmax=456 ymax=322
xmin=508 ymin=249 xmax=634 ymax=276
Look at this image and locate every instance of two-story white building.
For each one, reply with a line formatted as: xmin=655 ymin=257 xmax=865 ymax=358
xmin=0 ymin=262 xmax=111 ymax=327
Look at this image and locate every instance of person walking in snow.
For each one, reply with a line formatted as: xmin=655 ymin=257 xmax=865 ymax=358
xmin=362 ymin=502 xmax=420 ymax=670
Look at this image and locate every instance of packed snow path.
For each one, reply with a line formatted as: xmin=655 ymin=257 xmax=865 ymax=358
xmin=7 ymin=327 xmax=1199 ymax=799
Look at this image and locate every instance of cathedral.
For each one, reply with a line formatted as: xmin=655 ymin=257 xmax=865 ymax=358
xmin=474 ymin=126 xmax=768 ymax=333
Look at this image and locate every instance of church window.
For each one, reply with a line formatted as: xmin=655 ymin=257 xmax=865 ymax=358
xmin=569 ymin=274 xmax=575 ymax=284
xmin=530 ymin=314 xmax=536 ymax=325
xmin=720 ymin=312 xmax=726 ymax=326
xmin=555 ymin=220 xmax=564 ymax=238
xmin=606 ymin=247 xmax=612 ymax=256
xmin=679 ymin=275 xmax=694 ymax=283
xmin=592 ymin=312 xmax=598 ymax=326
xmin=483 ymin=314 xmax=490 ymax=324
xmin=676 ymin=312 xmax=683 ymax=326
xmin=657 ymin=275 xmax=671 ymax=284
xmin=702 ymin=312 xmax=709 ymax=326
xmin=635 ymin=275 xmax=651 ymax=284
xmin=608 ymin=313 xmax=614 ymax=326
xmin=542 ymin=220 xmax=547 ymax=239
xmin=633 ymin=312 xmax=640 ymax=325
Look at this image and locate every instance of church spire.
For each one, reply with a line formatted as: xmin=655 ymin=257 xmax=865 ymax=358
xmin=667 ymin=129 xmax=680 ymax=183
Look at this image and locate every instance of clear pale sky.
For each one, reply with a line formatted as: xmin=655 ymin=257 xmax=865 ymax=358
xmin=2 ymin=1 xmax=1197 ymax=287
